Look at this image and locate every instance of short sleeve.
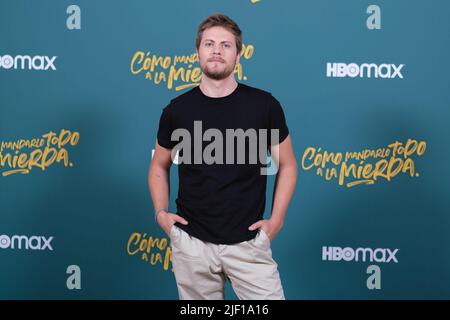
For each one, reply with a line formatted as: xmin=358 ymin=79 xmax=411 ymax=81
xmin=157 ymin=105 xmax=175 ymax=149
xmin=268 ymin=95 xmax=289 ymax=146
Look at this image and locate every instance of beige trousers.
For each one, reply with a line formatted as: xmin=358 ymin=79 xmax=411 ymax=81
xmin=169 ymin=225 xmax=285 ymax=300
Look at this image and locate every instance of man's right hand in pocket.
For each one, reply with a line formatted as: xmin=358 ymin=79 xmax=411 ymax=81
xmin=156 ymin=210 xmax=189 ymax=236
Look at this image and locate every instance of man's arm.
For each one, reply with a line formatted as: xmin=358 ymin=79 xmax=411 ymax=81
xmin=249 ymin=135 xmax=298 ymax=241
xmin=148 ymin=141 xmax=188 ymax=236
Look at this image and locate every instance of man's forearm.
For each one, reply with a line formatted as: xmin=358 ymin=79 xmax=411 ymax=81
xmin=148 ymin=164 xmax=170 ymax=214
xmin=270 ymin=163 xmax=298 ymax=227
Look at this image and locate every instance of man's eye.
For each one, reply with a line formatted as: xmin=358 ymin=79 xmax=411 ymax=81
xmin=205 ymin=42 xmax=213 ymax=47
xmin=223 ymin=43 xmax=231 ymax=48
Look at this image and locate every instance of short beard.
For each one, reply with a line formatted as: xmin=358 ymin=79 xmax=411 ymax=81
xmin=200 ymin=61 xmax=235 ymax=80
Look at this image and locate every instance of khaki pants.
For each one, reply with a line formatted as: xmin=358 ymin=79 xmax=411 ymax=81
xmin=169 ymin=225 xmax=285 ymax=300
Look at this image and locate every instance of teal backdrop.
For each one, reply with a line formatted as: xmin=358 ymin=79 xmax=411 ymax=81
xmin=1 ymin=0 xmax=449 ymax=299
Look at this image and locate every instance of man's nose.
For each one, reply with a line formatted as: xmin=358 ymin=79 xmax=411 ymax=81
xmin=212 ymin=44 xmax=223 ymax=54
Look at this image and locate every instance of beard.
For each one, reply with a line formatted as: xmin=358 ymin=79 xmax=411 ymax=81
xmin=200 ymin=58 xmax=235 ymax=80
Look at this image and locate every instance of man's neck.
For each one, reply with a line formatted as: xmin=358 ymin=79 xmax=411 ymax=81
xmin=199 ymin=75 xmax=238 ymax=98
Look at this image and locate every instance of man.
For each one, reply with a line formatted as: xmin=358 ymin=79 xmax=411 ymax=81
xmin=148 ymin=13 xmax=298 ymax=300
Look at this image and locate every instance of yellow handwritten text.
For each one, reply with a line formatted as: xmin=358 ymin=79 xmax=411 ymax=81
xmin=130 ymin=44 xmax=255 ymax=91
xmin=0 ymin=129 xmax=79 ymax=177
xmin=127 ymin=232 xmax=173 ymax=272
xmin=301 ymin=139 xmax=427 ymax=187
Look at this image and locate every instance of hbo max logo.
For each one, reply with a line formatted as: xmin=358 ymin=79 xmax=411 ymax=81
xmin=322 ymin=246 xmax=399 ymax=263
xmin=0 ymin=54 xmax=57 ymax=71
xmin=0 ymin=234 xmax=54 ymax=251
xmin=326 ymin=62 xmax=404 ymax=79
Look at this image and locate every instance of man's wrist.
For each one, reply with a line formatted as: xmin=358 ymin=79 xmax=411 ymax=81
xmin=154 ymin=208 xmax=168 ymax=223
xmin=269 ymin=215 xmax=284 ymax=229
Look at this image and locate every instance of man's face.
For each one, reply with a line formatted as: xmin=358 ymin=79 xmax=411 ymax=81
xmin=197 ymin=26 xmax=241 ymax=81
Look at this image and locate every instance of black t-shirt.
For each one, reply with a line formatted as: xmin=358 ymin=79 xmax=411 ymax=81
xmin=157 ymin=82 xmax=289 ymax=244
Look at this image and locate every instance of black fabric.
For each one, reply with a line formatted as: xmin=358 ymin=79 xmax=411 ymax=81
xmin=157 ymin=83 xmax=289 ymax=244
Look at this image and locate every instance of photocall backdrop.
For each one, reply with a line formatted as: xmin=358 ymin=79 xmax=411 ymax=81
xmin=1 ymin=0 xmax=449 ymax=299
